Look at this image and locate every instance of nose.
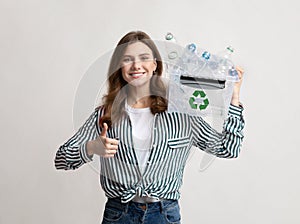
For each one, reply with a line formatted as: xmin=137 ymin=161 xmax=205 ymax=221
xmin=131 ymin=59 xmax=142 ymax=70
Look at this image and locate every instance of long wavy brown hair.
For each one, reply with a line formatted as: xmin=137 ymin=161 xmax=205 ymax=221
xmin=100 ymin=31 xmax=168 ymax=128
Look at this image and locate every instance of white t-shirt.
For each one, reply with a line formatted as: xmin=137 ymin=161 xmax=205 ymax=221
xmin=125 ymin=101 xmax=154 ymax=174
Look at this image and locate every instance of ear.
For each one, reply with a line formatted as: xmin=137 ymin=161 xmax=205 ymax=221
xmin=153 ymin=58 xmax=157 ymax=71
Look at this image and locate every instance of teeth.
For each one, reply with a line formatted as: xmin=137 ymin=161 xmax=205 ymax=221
xmin=131 ymin=73 xmax=144 ymax=77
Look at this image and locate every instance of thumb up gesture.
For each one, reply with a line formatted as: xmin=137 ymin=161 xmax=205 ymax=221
xmin=86 ymin=123 xmax=119 ymax=158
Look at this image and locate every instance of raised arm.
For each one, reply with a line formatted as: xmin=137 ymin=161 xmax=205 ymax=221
xmin=191 ymin=66 xmax=245 ymax=158
xmin=191 ymin=104 xmax=244 ymax=158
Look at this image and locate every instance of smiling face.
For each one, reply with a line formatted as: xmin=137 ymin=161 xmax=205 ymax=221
xmin=121 ymin=41 xmax=157 ymax=88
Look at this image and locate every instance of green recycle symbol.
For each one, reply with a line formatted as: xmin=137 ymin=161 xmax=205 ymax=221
xmin=189 ymin=90 xmax=209 ymax=110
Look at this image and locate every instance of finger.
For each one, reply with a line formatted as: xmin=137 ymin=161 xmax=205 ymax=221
xmin=236 ymin=65 xmax=244 ymax=73
xmin=101 ymin=123 xmax=108 ymax=137
xmin=102 ymin=150 xmax=117 ymax=158
xmin=106 ymin=149 xmax=117 ymax=154
xmin=104 ymin=143 xmax=118 ymax=151
xmin=235 ymin=66 xmax=244 ymax=80
xmin=103 ymin=138 xmax=118 ymax=150
xmin=236 ymin=66 xmax=244 ymax=75
xmin=105 ymin=138 xmax=119 ymax=145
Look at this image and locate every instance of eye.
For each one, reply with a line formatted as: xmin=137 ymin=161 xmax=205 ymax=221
xmin=122 ymin=57 xmax=132 ymax=63
xmin=140 ymin=56 xmax=150 ymax=61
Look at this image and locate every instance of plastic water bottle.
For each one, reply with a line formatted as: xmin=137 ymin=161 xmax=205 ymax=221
xmin=193 ymin=51 xmax=218 ymax=78
xmin=164 ymin=32 xmax=185 ymax=84
xmin=181 ymin=43 xmax=197 ymax=61
xmin=180 ymin=43 xmax=202 ymax=76
xmin=181 ymin=49 xmax=218 ymax=78
xmin=165 ymin=32 xmax=180 ymax=60
xmin=216 ymin=46 xmax=239 ymax=81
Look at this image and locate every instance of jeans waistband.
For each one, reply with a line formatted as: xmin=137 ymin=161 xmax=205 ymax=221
xmin=131 ymin=195 xmax=161 ymax=203
xmin=106 ymin=197 xmax=178 ymax=212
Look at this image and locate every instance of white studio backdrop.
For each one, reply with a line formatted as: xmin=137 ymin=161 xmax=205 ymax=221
xmin=0 ymin=0 xmax=299 ymax=223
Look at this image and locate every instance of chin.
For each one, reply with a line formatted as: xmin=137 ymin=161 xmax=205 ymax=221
xmin=128 ymin=79 xmax=149 ymax=87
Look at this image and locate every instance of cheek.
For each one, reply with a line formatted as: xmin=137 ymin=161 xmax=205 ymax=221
xmin=120 ymin=69 xmax=129 ymax=83
xmin=121 ymin=65 xmax=128 ymax=74
xmin=121 ymin=66 xmax=130 ymax=77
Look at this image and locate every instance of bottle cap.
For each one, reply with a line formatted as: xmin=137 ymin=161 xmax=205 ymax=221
xmin=202 ymin=51 xmax=210 ymax=60
xmin=187 ymin=43 xmax=197 ymax=53
xmin=226 ymin=46 xmax=234 ymax=53
xmin=168 ymin=51 xmax=178 ymax=59
xmin=165 ymin=32 xmax=174 ymax=41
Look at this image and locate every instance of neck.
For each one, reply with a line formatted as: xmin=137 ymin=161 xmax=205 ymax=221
xmin=127 ymin=87 xmax=151 ymax=108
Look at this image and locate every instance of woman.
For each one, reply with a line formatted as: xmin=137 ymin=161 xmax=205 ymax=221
xmin=55 ymin=31 xmax=245 ymax=224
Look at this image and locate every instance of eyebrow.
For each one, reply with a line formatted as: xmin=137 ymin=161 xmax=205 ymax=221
xmin=123 ymin=53 xmax=152 ymax=57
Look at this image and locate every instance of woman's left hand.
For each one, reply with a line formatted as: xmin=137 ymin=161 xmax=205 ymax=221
xmin=230 ymin=66 xmax=244 ymax=107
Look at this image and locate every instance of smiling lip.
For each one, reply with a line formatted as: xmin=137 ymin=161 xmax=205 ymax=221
xmin=130 ymin=72 xmax=145 ymax=79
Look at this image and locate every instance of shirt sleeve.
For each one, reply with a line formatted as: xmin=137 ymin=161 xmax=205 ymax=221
xmin=54 ymin=109 xmax=99 ymax=170
xmin=190 ymin=104 xmax=245 ymax=158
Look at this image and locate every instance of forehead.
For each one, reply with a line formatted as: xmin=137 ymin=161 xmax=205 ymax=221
xmin=123 ymin=41 xmax=153 ymax=56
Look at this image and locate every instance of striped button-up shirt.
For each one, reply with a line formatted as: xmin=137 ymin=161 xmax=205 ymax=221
xmin=55 ymin=104 xmax=244 ymax=203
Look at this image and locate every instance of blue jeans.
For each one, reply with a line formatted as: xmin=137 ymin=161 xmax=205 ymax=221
xmin=101 ymin=197 xmax=181 ymax=224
